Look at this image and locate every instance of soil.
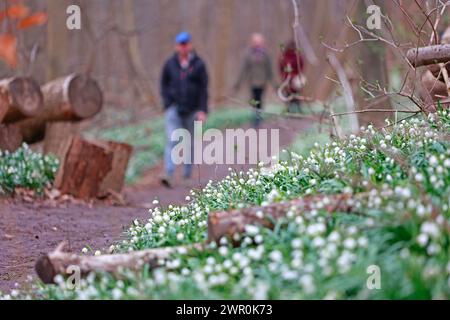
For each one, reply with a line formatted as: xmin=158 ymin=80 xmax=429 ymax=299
xmin=0 ymin=117 xmax=309 ymax=293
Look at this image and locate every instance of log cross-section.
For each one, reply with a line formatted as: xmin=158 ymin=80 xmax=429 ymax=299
xmin=14 ymin=74 xmax=103 ymax=144
xmin=0 ymin=77 xmax=43 ymax=123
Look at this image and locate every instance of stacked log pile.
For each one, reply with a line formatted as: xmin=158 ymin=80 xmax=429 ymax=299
xmin=0 ymin=74 xmax=133 ymax=199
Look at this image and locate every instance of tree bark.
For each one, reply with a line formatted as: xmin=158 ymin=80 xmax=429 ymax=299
xmin=35 ymin=242 xmax=204 ymax=284
xmin=14 ymin=74 xmax=103 ymax=143
xmin=0 ymin=77 xmax=44 ymax=123
xmin=0 ymin=124 xmax=22 ymax=152
xmin=97 ymin=141 xmax=133 ymax=198
xmin=207 ymin=194 xmax=353 ymax=244
xmin=54 ymin=136 xmax=113 ymax=199
xmin=43 ymin=121 xmax=81 ymax=159
xmin=407 ymin=44 xmax=450 ymax=67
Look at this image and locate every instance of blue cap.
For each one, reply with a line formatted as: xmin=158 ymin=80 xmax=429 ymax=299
xmin=175 ymin=31 xmax=192 ymax=44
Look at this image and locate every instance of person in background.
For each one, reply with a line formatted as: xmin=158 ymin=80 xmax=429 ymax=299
xmin=279 ymin=40 xmax=305 ymax=113
xmin=234 ymin=33 xmax=276 ymax=127
xmin=160 ymin=31 xmax=208 ymax=188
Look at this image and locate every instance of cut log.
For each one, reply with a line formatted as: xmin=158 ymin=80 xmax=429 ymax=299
xmin=43 ymin=121 xmax=80 ymax=159
xmin=41 ymin=73 xmax=103 ymax=120
xmin=97 ymin=141 xmax=133 ymax=198
xmin=0 ymin=77 xmax=43 ymax=123
xmin=54 ymin=136 xmax=113 ymax=199
xmin=14 ymin=74 xmax=103 ymax=144
xmin=406 ymin=44 xmax=450 ymax=67
xmin=0 ymin=124 xmax=23 ymax=152
xmin=35 ymin=242 xmax=204 ymax=284
xmin=207 ymin=194 xmax=353 ymax=244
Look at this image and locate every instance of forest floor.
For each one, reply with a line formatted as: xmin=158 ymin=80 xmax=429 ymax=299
xmin=0 ymin=117 xmax=309 ymax=292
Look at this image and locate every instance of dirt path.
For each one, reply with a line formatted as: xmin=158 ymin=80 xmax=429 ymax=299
xmin=0 ymin=117 xmax=309 ymax=293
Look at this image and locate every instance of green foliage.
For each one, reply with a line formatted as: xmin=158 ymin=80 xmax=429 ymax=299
xmin=0 ymin=144 xmax=59 ymax=194
xmin=3 ymin=110 xmax=450 ymax=300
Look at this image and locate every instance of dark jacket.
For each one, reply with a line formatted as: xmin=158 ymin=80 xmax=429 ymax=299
xmin=160 ymin=53 xmax=209 ymax=116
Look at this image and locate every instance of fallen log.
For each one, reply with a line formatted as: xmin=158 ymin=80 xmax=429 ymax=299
xmin=407 ymin=44 xmax=450 ymax=67
xmin=35 ymin=242 xmax=204 ymax=284
xmin=0 ymin=77 xmax=43 ymax=123
xmin=41 ymin=73 xmax=103 ymax=120
xmin=54 ymin=136 xmax=113 ymax=199
xmin=14 ymin=74 xmax=103 ymax=143
xmin=0 ymin=124 xmax=22 ymax=152
xmin=207 ymin=194 xmax=353 ymax=243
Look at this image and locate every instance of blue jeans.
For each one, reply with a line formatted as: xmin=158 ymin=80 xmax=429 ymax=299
xmin=164 ymin=106 xmax=196 ymax=178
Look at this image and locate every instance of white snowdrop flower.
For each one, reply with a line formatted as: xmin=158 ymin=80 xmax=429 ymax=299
xmin=427 ymin=244 xmax=440 ymax=255
xmin=269 ymin=250 xmax=283 ymax=263
xmin=429 ymin=156 xmax=438 ymax=167
xmin=416 ymin=205 xmax=427 ymax=217
xmin=111 ymin=288 xmax=123 ymax=300
xmin=347 ymin=226 xmax=358 ymax=235
xmin=385 ymin=135 xmax=392 ymax=141
xmin=204 ymin=265 xmax=213 ymax=274
xmin=81 ymin=247 xmax=88 ymax=254
xmin=176 ymin=233 xmax=184 ymax=241
xmin=245 ymin=225 xmax=259 ymax=236
xmin=328 ymin=231 xmax=340 ymax=242
xmin=219 ymin=237 xmax=228 ymax=246
xmin=158 ymin=226 xmax=166 ymax=234
xmin=152 ymin=199 xmax=159 ymax=205
xmin=325 ymin=158 xmax=335 ymax=165
xmin=291 ymin=238 xmax=302 ymax=249
xmin=309 ymin=179 xmax=317 ymax=186
xmin=343 ymin=238 xmax=356 ymax=250
xmin=299 ymin=274 xmax=315 ymax=294
xmin=417 ymin=233 xmax=429 ymax=247
xmin=223 ymin=260 xmax=233 ymax=269
xmin=368 ymin=168 xmax=375 ymax=175
xmin=312 ymin=237 xmax=325 ymax=247
xmin=133 ymin=220 xmax=139 ymax=226
xmin=153 ymin=215 xmax=163 ymax=223
xmin=218 ymin=246 xmax=228 ymax=256
xmin=185 ymin=196 xmax=191 ymax=201
xmin=94 ymin=250 xmax=101 ymax=256
xmin=254 ymin=234 xmax=263 ymax=244
xmin=108 ymin=245 xmax=115 ymax=253
xmin=421 ymin=222 xmax=440 ymax=238
xmin=357 ymin=237 xmax=368 ymax=247
xmin=54 ymin=274 xmax=64 ymax=284
xmin=415 ymin=173 xmax=424 ymax=182
xmin=444 ymin=158 xmax=450 ymax=168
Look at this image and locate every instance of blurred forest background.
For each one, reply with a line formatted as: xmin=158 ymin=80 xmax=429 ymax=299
xmin=2 ymin=0 xmax=448 ymax=121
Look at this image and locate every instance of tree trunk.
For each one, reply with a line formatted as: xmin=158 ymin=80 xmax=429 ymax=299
xmin=208 ymin=194 xmax=353 ymax=244
xmin=0 ymin=124 xmax=22 ymax=152
xmin=35 ymin=242 xmax=203 ymax=284
xmin=97 ymin=141 xmax=133 ymax=198
xmin=14 ymin=74 xmax=103 ymax=143
xmin=54 ymin=136 xmax=113 ymax=199
xmin=0 ymin=77 xmax=44 ymax=123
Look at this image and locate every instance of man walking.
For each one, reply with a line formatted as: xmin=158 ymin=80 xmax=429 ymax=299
xmin=234 ymin=33 xmax=276 ymax=127
xmin=160 ymin=31 xmax=208 ymax=188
